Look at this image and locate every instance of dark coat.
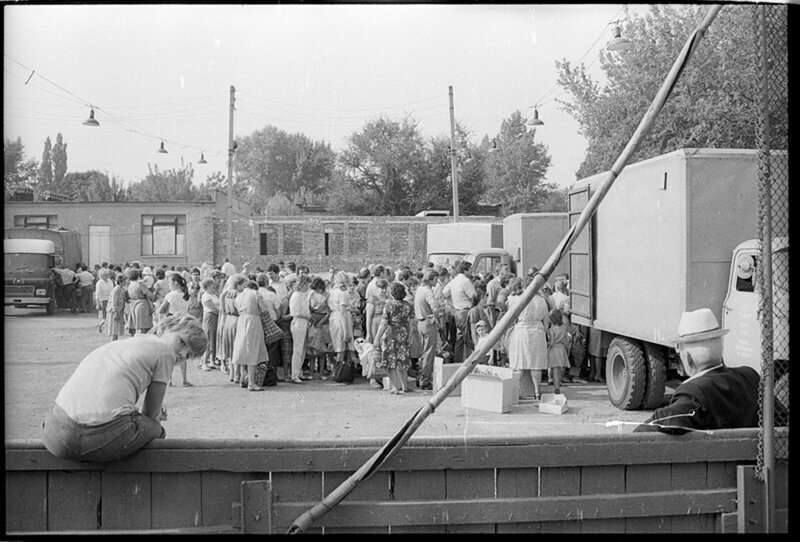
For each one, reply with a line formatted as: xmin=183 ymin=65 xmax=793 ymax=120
xmin=634 ymin=364 xmax=759 ymax=434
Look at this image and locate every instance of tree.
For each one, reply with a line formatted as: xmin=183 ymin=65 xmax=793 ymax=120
xmin=482 ymin=111 xmax=554 ymax=215
xmin=126 ymin=163 xmax=201 ymax=201
xmin=4 ymin=137 xmax=39 ymax=187
xmin=234 ymin=126 xmax=336 ymax=214
xmin=38 ymin=137 xmax=53 ymax=190
xmin=61 ymin=170 xmax=118 ymax=201
xmin=556 ymin=4 xmax=788 ymax=179
xmin=263 ymin=191 xmax=302 ymax=216
xmin=196 ymin=171 xmax=227 ymax=202
xmin=51 ymin=133 xmax=68 ymax=187
xmin=337 ymin=116 xmax=428 ymax=215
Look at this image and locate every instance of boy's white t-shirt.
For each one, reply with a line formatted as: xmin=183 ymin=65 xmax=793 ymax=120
xmin=55 ymin=336 xmax=176 ymax=425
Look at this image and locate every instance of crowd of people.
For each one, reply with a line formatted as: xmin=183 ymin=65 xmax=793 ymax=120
xmin=55 ymin=256 xmax=592 ymax=396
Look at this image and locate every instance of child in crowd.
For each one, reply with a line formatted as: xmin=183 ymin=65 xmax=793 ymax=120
xmin=474 ymin=320 xmax=492 ymax=365
xmin=187 ymin=281 xmax=203 ymax=320
xmin=105 ymin=273 xmax=128 ymax=341
xmin=546 ymin=308 xmax=570 ymax=395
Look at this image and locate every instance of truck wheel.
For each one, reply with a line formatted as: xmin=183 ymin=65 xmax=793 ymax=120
xmin=641 ymin=343 xmax=667 ymax=409
xmin=45 ymin=300 xmax=55 ymax=316
xmin=605 ymin=337 xmax=646 ymax=410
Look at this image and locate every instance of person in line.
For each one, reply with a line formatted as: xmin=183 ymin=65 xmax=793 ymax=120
xmin=267 ymin=263 xmax=293 ymax=382
xmin=414 ymin=268 xmax=439 ymax=390
xmin=403 ymin=274 xmax=422 ymax=381
xmin=288 ymin=274 xmax=313 ymax=384
xmin=466 ymin=284 xmax=492 ymax=362
xmin=41 ymin=314 xmax=207 ymax=463
xmin=634 ymin=308 xmax=759 ymax=434
xmin=307 ymin=276 xmax=332 ymax=379
xmin=221 ymin=257 xmax=236 ymax=277
xmin=159 ymin=273 xmax=193 ymax=387
xmin=473 ymin=320 xmax=492 ymax=365
xmin=141 ymin=266 xmax=155 ymax=290
xmin=546 ymin=308 xmax=570 ymax=395
xmin=94 ymin=268 xmax=114 ymax=333
xmin=372 ymin=281 xmax=414 ymax=394
xmin=76 ymin=263 xmax=96 ymax=314
xmin=507 ymin=277 xmax=550 ymax=400
xmin=328 ymin=271 xmax=355 ymax=375
xmin=256 ymin=272 xmax=284 ymax=373
xmin=127 ymin=268 xmax=155 ymax=336
xmin=199 ymin=277 xmax=220 ymax=372
xmin=442 ymin=260 xmax=477 ymax=364
xmin=231 ymin=280 xmax=270 ymax=391
xmin=187 ymin=281 xmax=203 ymax=321
xmin=151 ymin=267 xmax=171 ymax=325
xmin=105 ymin=273 xmax=128 ymax=341
xmin=221 ymin=274 xmax=247 ymax=382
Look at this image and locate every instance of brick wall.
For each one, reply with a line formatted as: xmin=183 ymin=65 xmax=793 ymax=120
xmin=216 ymin=215 xmax=501 ymax=274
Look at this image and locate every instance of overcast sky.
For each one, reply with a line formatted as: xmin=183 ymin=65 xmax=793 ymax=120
xmin=4 ymin=4 xmax=636 ymax=191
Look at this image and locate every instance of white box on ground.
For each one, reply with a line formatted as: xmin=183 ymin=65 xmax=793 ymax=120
xmin=433 ymin=357 xmax=461 ymax=396
xmin=539 ymin=393 xmax=568 ymax=415
xmin=471 ymin=364 xmax=519 ymax=405
xmin=461 ymin=366 xmax=515 ymax=414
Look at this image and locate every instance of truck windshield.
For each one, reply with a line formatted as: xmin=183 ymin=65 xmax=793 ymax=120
xmin=4 ymin=252 xmax=51 ymax=272
xmin=428 ymin=254 xmax=465 ymax=268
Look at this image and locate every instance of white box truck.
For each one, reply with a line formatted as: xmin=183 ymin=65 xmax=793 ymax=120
xmin=503 ymin=213 xmax=569 ymax=278
xmin=568 ymin=148 xmax=788 ymax=410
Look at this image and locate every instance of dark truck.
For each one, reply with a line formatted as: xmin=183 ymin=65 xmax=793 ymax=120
xmin=4 ymin=228 xmax=82 ymax=315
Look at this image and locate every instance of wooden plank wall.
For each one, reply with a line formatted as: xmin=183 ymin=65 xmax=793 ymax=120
xmin=5 ymin=430 xmax=769 ymax=534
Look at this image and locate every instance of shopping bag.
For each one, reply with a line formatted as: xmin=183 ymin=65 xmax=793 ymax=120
xmin=332 ymin=358 xmax=355 ymax=383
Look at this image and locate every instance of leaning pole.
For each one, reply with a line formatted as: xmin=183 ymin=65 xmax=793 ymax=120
xmin=288 ymin=4 xmax=723 ymax=533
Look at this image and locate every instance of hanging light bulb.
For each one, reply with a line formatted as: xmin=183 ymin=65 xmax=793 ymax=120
xmin=197 ymin=153 xmax=207 ymax=164
xmin=157 ymin=141 xmax=168 ymax=154
xmin=82 ymin=108 xmax=100 ymax=127
xmin=528 ymin=107 xmax=544 ymax=126
xmin=606 ymin=24 xmax=632 ymax=51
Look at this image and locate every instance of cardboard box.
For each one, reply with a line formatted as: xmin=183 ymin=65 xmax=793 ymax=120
xmin=473 ymin=364 xmax=519 ymax=405
xmin=538 ymin=393 xmax=568 ymax=415
xmin=461 ymin=371 xmax=515 ymax=414
xmin=433 ymin=357 xmax=462 ymax=396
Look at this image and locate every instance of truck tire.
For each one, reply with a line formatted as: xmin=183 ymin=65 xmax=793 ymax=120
xmin=605 ymin=337 xmax=646 ymax=410
xmin=641 ymin=343 xmax=667 ymax=410
xmin=45 ymin=299 xmax=55 ymax=316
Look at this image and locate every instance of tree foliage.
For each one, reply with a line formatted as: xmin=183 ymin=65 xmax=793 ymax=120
xmin=38 ymin=137 xmax=53 ymax=190
xmin=60 ymin=170 xmax=126 ymax=202
xmin=125 ymin=163 xmax=202 ymax=202
xmin=482 ymin=111 xmax=555 ymax=215
xmin=4 ymin=137 xmax=39 ymax=187
xmin=234 ymin=126 xmax=336 ymax=214
xmin=556 ymin=4 xmax=788 ymax=179
xmin=336 ymin=116 xmax=429 ymax=215
xmin=51 ymin=133 xmax=68 ymax=187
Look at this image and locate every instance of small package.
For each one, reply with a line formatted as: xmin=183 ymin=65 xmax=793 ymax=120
xmin=538 ymin=393 xmax=568 ymax=415
xmin=461 ymin=366 xmax=515 ymax=414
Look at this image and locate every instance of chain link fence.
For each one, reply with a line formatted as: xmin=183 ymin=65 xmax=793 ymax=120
xmin=753 ymin=4 xmax=789 ymax=478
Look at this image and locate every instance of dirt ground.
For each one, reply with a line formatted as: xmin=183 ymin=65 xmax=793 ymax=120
xmin=4 ymin=306 xmax=666 ymax=443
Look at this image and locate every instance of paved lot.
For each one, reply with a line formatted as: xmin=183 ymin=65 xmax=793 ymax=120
xmin=4 ymin=306 xmax=668 ymax=443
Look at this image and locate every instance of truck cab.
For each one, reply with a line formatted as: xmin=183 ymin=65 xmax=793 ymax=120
xmin=4 ymin=239 xmax=59 ymax=315
xmin=428 ymin=248 xmax=514 ymax=279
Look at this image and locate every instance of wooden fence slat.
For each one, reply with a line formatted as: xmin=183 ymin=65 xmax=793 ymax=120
xmin=393 ymin=470 xmax=445 ymax=501
xmin=5 ymin=471 xmax=47 ymax=532
xmin=671 ymin=462 xmax=708 ymax=491
xmin=100 ymin=472 xmax=151 ymax=530
xmin=324 ymin=471 xmax=391 ymax=501
xmin=241 ymin=479 xmax=271 ymax=534
xmin=737 ymin=465 xmax=763 ymax=533
xmin=47 ymin=471 xmax=101 ymax=531
xmin=446 ymin=468 xmax=495 ymax=499
xmin=626 ymin=464 xmax=671 ymax=532
xmin=151 ymin=472 xmax=202 ymax=529
xmin=200 ymin=471 xmax=256 ymax=527
xmin=272 ymin=489 xmax=737 ymax=528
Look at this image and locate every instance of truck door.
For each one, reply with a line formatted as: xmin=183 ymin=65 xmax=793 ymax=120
xmin=722 ymin=249 xmax=760 ymax=372
xmin=568 ymin=186 xmax=593 ymax=323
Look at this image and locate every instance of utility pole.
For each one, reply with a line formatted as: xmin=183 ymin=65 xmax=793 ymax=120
xmin=226 ymin=85 xmax=236 ymax=262
xmin=448 ymin=85 xmax=459 ymax=222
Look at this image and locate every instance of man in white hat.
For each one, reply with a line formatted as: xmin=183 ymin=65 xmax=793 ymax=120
xmin=634 ymin=308 xmax=759 ymax=434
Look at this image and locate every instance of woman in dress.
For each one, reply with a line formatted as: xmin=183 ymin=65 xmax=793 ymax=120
xmin=151 ymin=268 xmax=171 ymax=325
xmin=546 ymin=308 xmax=571 ymax=395
xmin=308 ymin=276 xmax=332 ymax=379
xmin=365 ymin=278 xmax=389 ymax=343
xmin=231 ymin=280 xmax=270 ymax=391
xmin=372 ymin=281 xmax=414 ymax=394
xmin=221 ymin=274 xmax=247 ymax=381
xmin=105 ymin=273 xmax=128 ymax=341
xmin=159 ymin=273 xmax=193 ymax=387
xmin=506 ymin=277 xmax=550 ymax=400
xmin=328 ymin=271 xmax=355 ymax=373
xmin=127 ymin=268 xmax=155 ymax=335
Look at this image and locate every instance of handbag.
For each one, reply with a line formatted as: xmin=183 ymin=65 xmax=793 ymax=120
xmin=260 ymin=311 xmax=284 ymax=345
xmin=366 ymin=348 xmax=389 ymax=380
xmin=332 ymin=357 xmax=356 ymax=383
xmin=262 ymin=364 xmax=278 ymax=387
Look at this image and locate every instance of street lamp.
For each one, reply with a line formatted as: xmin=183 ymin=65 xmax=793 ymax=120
xmin=606 ymin=23 xmax=632 ymax=52
xmin=82 ymin=107 xmax=100 ymax=127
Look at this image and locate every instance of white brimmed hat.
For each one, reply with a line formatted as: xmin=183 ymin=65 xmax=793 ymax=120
xmin=476 ymin=320 xmax=488 ymax=328
xmin=672 ymin=308 xmax=729 ymax=344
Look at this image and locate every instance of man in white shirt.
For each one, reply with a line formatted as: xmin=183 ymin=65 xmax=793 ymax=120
xmin=442 ymin=260 xmax=476 ymax=363
xmin=54 ymin=263 xmax=78 ymax=314
xmin=414 ymin=268 xmax=440 ymax=389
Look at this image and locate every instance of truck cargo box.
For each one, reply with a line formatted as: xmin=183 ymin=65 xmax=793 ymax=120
xmin=502 ymin=213 xmax=569 ymax=279
xmin=4 ymin=227 xmax=82 ymax=269
xmin=568 ymin=148 xmax=787 ymax=349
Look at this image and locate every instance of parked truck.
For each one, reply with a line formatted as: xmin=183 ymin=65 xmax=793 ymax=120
xmin=568 ymin=148 xmax=788 ymax=410
xmin=425 ymin=213 xmax=568 ymax=278
xmin=4 ymin=227 xmax=82 ymax=315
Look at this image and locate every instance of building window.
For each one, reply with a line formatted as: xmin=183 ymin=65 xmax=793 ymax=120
xmin=141 ymin=215 xmax=186 ymax=256
xmin=260 ymin=233 xmax=269 ymax=255
xmin=324 ymin=233 xmax=330 ymax=256
xmin=13 ymin=215 xmax=58 ymax=229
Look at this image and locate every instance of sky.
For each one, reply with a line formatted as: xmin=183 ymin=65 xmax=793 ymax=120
xmin=4 ymin=4 xmax=636 ymax=191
